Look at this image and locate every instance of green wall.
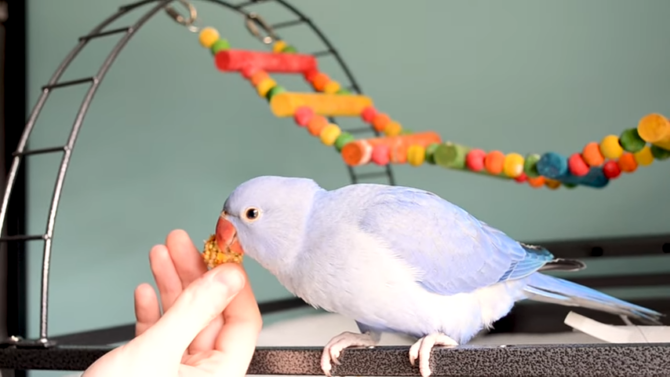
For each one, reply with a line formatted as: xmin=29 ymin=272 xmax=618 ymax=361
xmin=23 ymin=0 xmax=670 ymax=375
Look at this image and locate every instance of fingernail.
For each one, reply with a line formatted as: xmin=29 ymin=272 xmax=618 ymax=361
xmin=213 ymin=267 xmax=244 ymax=292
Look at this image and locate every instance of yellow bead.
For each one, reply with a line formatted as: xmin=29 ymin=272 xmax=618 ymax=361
xmin=407 ymin=145 xmax=426 ymax=166
xmin=599 ymin=135 xmax=623 ymax=159
xmin=503 ymin=153 xmax=525 ymax=178
xmin=323 ymin=81 xmax=341 ymax=94
xmin=198 ymin=27 xmax=220 ymax=48
xmin=256 ymin=78 xmax=276 ymax=97
xmin=383 ymin=121 xmax=402 ymax=136
xmin=320 ymin=124 xmax=342 ymax=146
xmin=273 ymin=40 xmax=287 ymax=53
xmin=633 ymin=145 xmax=654 ymax=166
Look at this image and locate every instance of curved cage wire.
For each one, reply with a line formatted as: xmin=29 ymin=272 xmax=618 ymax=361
xmin=0 ymin=0 xmax=395 ymax=345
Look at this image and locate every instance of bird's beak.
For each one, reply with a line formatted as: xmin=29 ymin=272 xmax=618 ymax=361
xmin=215 ymin=213 xmax=245 ymax=256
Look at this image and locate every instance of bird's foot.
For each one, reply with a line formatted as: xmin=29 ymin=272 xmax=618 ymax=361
xmin=409 ymin=333 xmax=458 ymax=377
xmin=320 ymin=331 xmax=378 ymax=377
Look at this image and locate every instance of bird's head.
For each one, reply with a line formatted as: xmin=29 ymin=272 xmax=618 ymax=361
xmin=215 ymin=175 xmax=323 ymax=272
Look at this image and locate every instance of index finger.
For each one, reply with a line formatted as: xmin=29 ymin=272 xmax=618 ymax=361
xmin=215 ymin=266 xmax=263 ymax=376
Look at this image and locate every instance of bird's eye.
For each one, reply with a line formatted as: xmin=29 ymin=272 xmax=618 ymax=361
xmin=244 ymin=207 xmax=260 ymax=221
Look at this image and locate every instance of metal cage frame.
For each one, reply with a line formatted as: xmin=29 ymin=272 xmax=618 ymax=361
xmin=0 ymin=0 xmax=669 ymax=375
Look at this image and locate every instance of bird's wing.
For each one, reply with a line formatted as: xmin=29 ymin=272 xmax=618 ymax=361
xmin=354 ymin=185 xmax=554 ymax=296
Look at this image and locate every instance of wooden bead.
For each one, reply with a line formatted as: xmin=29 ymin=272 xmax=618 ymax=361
xmin=334 ymin=132 xmax=355 ymax=152
xmin=199 ymin=27 xmax=220 ymax=48
xmin=523 ymin=153 xmax=541 ymax=178
xmin=503 ymin=153 xmax=525 ymax=178
xmin=294 ymin=106 xmax=314 ymax=127
xmin=633 ymin=145 xmax=654 ymax=166
xmin=323 ymin=81 xmax=341 ymax=94
xmin=617 ymin=152 xmax=638 ymax=173
xmin=273 ymin=40 xmax=288 ymax=53
xmin=320 ymin=124 xmax=342 ymax=146
xmin=582 ymin=142 xmax=605 ymax=166
xmin=536 ymin=152 xmax=567 ymax=179
xmin=527 ymin=176 xmax=545 ymax=188
xmin=372 ymin=113 xmax=391 ymax=132
xmin=307 ymin=115 xmax=328 ymax=136
xmin=484 ymin=150 xmax=505 ymax=175
xmin=602 ymin=160 xmax=621 ymax=179
xmin=210 ymin=39 xmax=230 ymax=55
xmin=619 ymin=128 xmax=646 ymax=153
xmin=466 ymin=149 xmax=486 ymax=171
xmin=407 ymin=145 xmax=426 ymax=166
xmin=256 ymin=78 xmax=277 ymax=97
xmin=371 ymin=144 xmax=390 ymax=165
xmin=599 ymin=135 xmax=623 ymax=159
xmin=361 ymin=106 xmax=377 ymax=123
xmin=311 ymin=73 xmax=330 ymax=91
xmin=567 ymin=153 xmax=589 ymax=176
xmin=651 ymin=144 xmax=670 ymax=160
xmin=383 ymin=121 xmax=402 ymax=136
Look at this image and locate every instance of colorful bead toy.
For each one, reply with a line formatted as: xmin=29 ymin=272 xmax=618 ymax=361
xmin=196 ymin=26 xmax=670 ymax=191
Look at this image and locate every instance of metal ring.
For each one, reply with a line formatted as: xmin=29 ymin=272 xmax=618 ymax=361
xmin=245 ymin=12 xmax=278 ymax=44
xmin=165 ymin=0 xmax=199 ymax=32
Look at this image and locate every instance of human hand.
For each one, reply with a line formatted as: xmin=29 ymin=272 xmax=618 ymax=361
xmin=83 ymin=229 xmax=262 ymax=377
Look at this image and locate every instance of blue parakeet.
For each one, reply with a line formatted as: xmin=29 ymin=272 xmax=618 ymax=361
xmin=213 ymin=176 xmax=662 ymax=377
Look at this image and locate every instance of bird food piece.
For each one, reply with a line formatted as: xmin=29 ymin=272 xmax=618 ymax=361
xmin=202 ymin=234 xmax=243 ymax=268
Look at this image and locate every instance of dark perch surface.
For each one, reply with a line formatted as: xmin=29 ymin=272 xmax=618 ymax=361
xmin=1 ymin=343 xmax=670 ymax=376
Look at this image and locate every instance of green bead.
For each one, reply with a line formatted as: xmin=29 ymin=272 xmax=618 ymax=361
xmin=651 ymin=144 xmax=670 ymax=160
xmin=265 ymin=85 xmax=286 ymax=101
xmin=336 ymin=88 xmax=351 ymax=95
xmin=524 ymin=153 xmax=541 ymax=178
xmin=399 ymin=129 xmax=413 ymax=135
xmin=619 ymin=128 xmax=645 ymax=153
xmin=563 ymin=183 xmax=577 ymax=189
xmin=334 ymin=132 xmax=355 ymax=151
xmin=282 ymin=45 xmax=297 ymax=53
xmin=434 ymin=143 xmax=469 ymax=169
xmin=210 ymin=38 xmax=230 ymax=55
xmin=424 ymin=143 xmax=440 ymax=164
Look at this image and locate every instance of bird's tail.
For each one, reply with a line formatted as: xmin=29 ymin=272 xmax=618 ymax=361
xmin=523 ymin=273 xmax=664 ymax=325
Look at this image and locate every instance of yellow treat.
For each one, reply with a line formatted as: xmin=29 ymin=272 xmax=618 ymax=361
xmin=633 ymin=145 xmax=654 ymax=166
xmin=202 ymin=234 xmax=243 ymax=269
xmin=383 ymin=121 xmax=403 ymax=136
xmin=323 ymin=80 xmax=341 ymax=94
xmin=320 ymin=124 xmax=342 ymax=146
xmin=599 ymin=135 xmax=623 ymax=159
xmin=198 ymin=27 xmax=220 ymax=48
xmin=273 ymin=40 xmax=288 ymax=53
xmin=256 ymin=78 xmax=277 ymax=97
xmin=407 ymin=145 xmax=426 ymax=166
xmin=503 ymin=153 xmax=525 ymax=178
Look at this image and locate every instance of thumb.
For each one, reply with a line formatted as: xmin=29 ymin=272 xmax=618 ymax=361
xmin=131 ymin=264 xmax=245 ymax=360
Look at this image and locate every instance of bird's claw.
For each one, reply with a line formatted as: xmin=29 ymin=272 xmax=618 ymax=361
xmin=320 ymin=331 xmax=379 ymax=376
xmin=408 ymin=333 xmax=458 ymax=377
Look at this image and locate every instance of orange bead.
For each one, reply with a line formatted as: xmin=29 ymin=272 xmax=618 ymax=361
xmin=383 ymin=121 xmax=402 ymax=136
xmin=582 ymin=142 xmax=605 ymax=167
xmin=527 ymin=176 xmax=545 ymax=188
xmin=372 ymin=113 xmax=391 ymax=132
xmin=484 ymin=151 xmax=505 ymax=175
xmin=250 ymin=70 xmax=269 ymax=86
xmin=311 ymin=73 xmax=330 ymax=92
xmin=307 ymin=115 xmax=328 ymax=136
xmin=617 ymin=152 xmax=638 ymax=173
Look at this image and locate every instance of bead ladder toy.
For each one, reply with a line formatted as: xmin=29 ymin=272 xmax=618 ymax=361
xmin=196 ymin=26 xmax=670 ymax=191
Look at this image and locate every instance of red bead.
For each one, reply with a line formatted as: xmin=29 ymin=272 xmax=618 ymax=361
xmin=602 ymin=160 xmax=621 ymax=179
xmin=514 ymin=172 xmax=528 ymax=183
xmin=361 ymin=106 xmax=377 ymax=123
xmin=568 ymin=153 xmax=589 ymax=176
xmin=241 ymin=64 xmax=260 ymax=79
xmin=293 ymin=106 xmax=314 ymax=127
xmin=303 ymin=68 xmax=319 ymax=82
xmin=371 ymin=144 xmax=390 ymax=165
xmin=465 ymin=149 xmax=486 ymax=171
